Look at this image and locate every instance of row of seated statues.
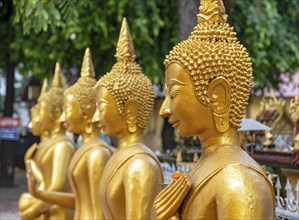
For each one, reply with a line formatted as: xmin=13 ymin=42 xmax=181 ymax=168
xmin=19 ymin=0 xmax=275 ymax=219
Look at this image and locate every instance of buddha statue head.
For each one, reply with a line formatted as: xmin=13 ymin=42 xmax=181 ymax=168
xmin=28 ymin=78 xmax=49 ymax=137
xmin=38 ymin=63 xmax=65 ymax=134
xmin=61 ymin=48 xmax=98 ymax=135
xmin=160 ymin=0 xmax=252 ymax=138
xmin=93 ymin=18 xmax=154 ymax=137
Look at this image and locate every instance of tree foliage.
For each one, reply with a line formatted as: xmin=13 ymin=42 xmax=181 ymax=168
xmin=231 ymin=0 xmax=299 ymax=90
xmin=3 ymin=0 xmax=299 ymax=90
xmin=11 ymin=0 xmax=178 ymax=85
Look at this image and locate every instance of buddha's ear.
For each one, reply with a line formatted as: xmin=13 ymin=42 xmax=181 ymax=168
xmin=53 ymin=107 xmax=62 ymax=121
xmin=84 ymin=105 xmax=94 ymax=134
xmin=124 ymin=99 xmax=138 ymax=133
xmin=207 ymin=77 xmax=231 ymax=133
xmin=83 ymin=105 xmax=94 ymax=122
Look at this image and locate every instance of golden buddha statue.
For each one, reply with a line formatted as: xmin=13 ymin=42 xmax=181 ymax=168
xmin=93 ymin=18 xmax=163 ymax=219
xmin=19 ymin=79 xmax=50 ymax=219
xmin=154 ymin=0 xmax=275 ymax=219
xmin=19 ymin=63 xmax=75 ymax=220
xmin=27 ymin=48 xmax=113 ymax=219
xmin=25 ymin=78 xmax=50 ymax=161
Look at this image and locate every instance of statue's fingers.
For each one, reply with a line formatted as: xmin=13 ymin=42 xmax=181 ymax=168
xmin=156 ymin=181 xmax=192 ymax=219
xmin=154 ymin=175 xmax=187 ymax=205
xmin=154 ymin=176 xmax=190 ymax=218
xmin=154 ymin=180 xmax=175 ymax=204
xmin=155 ymin=174 xmax=187 ymax=203
xmin=156 ymin=178 xmax=176 ymax=200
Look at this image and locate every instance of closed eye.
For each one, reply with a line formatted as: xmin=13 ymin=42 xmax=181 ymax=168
xmin=99 ymin=103 xmax=107 ymax=112
xmin=170 ymin=89 xmax=180 ymax=99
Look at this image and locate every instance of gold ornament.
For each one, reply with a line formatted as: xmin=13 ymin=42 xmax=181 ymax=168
xmin=96 ymin=18 xmax=154 ymax=129
xmin=95 ymin=18 xmax=163 ymax=220
xmin=64 ymin=48 xmax=97 ymax=117
xmin=38 ymin=78 xmax=49 ymax=102
xmin=24 ymin=49 xmax=113 ymax=220
xmin=19 ymin=65 xmax=75 ymax=220
xmin=40 ymin=63 xmax=65 ymax=119
xmin=154 ymin=1 xmax=274 ymax=219
xmin=164 ymin=0 xmax=252 ymax=129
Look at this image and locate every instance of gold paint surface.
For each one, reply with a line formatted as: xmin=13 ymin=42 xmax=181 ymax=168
xmin=26 ymin=49 xmax=113 ymax=219
xmin=95 ymin=18 xmax=163 ymax=219
xmin=19 ymin=65 xmax=75 ymax=220
xmin=154 ymin=0 xmax=275 ymax=219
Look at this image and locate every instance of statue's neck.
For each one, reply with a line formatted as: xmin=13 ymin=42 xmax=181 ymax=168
xmin=40 ymin=132 xmax=49 ymax=142
xmin=199 ymin=127 xmax=240 ymax=160
xmin=118 ymin=129 xmax=143 ymax=150
xmin=51 ymin=122 xmax=65 ymax=137
xmin=81 ymin=126 xmax=101 ymax=144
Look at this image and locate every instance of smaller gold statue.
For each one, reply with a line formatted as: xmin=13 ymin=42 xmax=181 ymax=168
xmin=19 ymin=63 xmax=76 ymax=220
xmin=25 ymin=78 xmax=50 ymax=160
xmin=153 ymin=0 xmax=275 ymax=219
xmin=19 ymin=79 xmax=49 ymax=219
xmin=27 ymin=48 xmax=113 ymax=219
xmin=263 ymin=130 xmax=274 ymax=147
xmin=93 ymin=18 xmax=163 ymax=219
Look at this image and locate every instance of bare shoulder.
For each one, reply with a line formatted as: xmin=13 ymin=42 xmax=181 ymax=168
xmin=212 ymin=163 xmax=274 ymax=201
xmin=123 ymin=153 xmax=161 ymax=178
xmin=209 ymin=164 xmax=275 ymax=218
xmin=53 ymin=140 xmax=75 ymax=153
xmin=87 ymin=146 xmax=112 ymax=161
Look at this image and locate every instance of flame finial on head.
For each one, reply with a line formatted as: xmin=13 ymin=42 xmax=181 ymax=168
xmin=52 ymin=62 xmax=64 ymax=88
xmin=197 ymin=0 xmax=228 ymax=24
xmin=81 ymin=47 xmax=95 ymax=78
xmin=115 ymin=17 xmax=136 ymax=62
xmin=40 ymin=78 xmax=49 ymax=95
xmin=37 ymin=78 xmax=49 ymax=102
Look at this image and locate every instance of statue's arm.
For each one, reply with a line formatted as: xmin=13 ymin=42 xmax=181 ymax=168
xmin=49 ymin=142 xmax=74 ymax=191
xmin=27 ymin=161 xmax=75 ymax=209
xmin=25 ymin=142 xmax=75 ymax=217
xmin=24 ymin=143 xmax=37 ymax=162
xmin=123 ymin=155 xmax=163 ymax=220
xmin=25 ymin=159 xmax=43 ymax=184
xmin=87 ymin=147 xmax=111 ymax=219
xmin=32 ymin=190 xmax=75 ymax=209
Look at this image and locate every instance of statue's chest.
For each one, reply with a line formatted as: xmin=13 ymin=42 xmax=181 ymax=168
xmin=34 ymin=147 xmax=53 ymax=170
xmin=181 ymin=181 xmax=217 ymax=219
xmin=106 ymin=172 xmax=125 ymax=203
xmin=68 ymin=148 xmax=89 ymax=179
xmin=102 ymin=154 xmax=126 ymax=201
xmin=101 ymin=159 xmax=126 ymax=219
xmin=68 ymin=155 xmax=88 ymax=189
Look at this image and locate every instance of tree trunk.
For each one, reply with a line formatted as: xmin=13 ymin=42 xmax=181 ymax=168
xmin=0 ymin=0 xmax=15 ymax=187
xmin=178 ymin=0 xmax=198 ymax=41
xmin=178 ymin=0 xmax=231 ymax=41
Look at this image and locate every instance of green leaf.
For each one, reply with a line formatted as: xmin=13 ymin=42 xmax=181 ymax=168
xmin=25 ymin=7 xmax=33 ymax=17
xmin=41 ymin=9 xmax=49 ymax=20
xmin=52 ymin=8 xmax=61 ymax=21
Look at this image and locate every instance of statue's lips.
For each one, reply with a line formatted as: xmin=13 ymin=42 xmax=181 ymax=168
xmin=169 ymin=119 xmax=179 ymax=128
xmin=96 ymin=122 xmax=104 ymax=129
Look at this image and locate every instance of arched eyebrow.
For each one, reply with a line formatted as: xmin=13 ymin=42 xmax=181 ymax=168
xmin=168 ymin=79 xmax=186 ymax=89
xmin=97 ymin=98 xmax=108 ymax=104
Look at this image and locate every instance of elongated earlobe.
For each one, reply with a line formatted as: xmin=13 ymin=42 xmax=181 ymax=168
xmin=83 ymin=105 xmax=94 ymax=134
xmin=207 ymin=77 xmax=231 ymax=133
xmin=124 ymin=99 xmax=138 ymax=133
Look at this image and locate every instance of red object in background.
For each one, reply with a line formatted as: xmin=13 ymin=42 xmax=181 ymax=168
xmin=0 ymin=117 xmax=20 ymax=128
